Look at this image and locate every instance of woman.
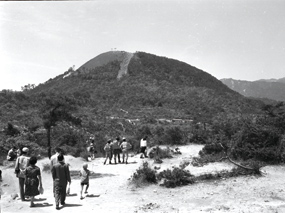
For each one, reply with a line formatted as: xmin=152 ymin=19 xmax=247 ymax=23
xmin=25 ymin=156 xmax=43 ymax=207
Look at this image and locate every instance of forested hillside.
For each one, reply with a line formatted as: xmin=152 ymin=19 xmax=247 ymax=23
xmin=1 ymin=51 xmax=284 ymax=165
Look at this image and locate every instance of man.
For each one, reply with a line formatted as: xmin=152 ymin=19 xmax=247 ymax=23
xmin=15 ymin=147 xmax=30 ymax=201
xmin=50 ymin=147 xmax=63 ymax=169
xmin=140 ymin=136 xmax=148 ymax=158
xmin=7 ymin=146 xmax=17 ymax=161
xmin=120 ymin=138 xmax=132 ymax=164
xmin=112 ymin=137 xmax=121 ymax=164
xmin=51 ymin=154 xmax=71 ymax=210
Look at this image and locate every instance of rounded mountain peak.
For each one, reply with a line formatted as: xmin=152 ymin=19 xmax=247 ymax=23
xmin=77 ymin=51 xmax=133 ymax=72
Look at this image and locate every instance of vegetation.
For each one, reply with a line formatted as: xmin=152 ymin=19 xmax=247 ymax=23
xmin=0 ymin=52 xmax=284 ymax=171
xmin=157 ymin=167 xmax=194 ymax=188
xmin=130 ymin=162 xmax=157 ymax=187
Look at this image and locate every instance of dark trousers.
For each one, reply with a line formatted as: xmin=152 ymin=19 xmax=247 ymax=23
xmin=113 ymin=149 xmax=121 ymax=163
xmin=18 ymin=177 xmax=25 ymax=201
xmin=140 ymin=147 xmax=147 ymax=157
xmin=104 ymin=152 xmax=112 ymax=164
xmin=54 ymin=183 xmax=67 ymax=206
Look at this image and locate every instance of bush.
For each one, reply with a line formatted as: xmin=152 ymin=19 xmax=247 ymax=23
xmin=179 ymin=161 xmax=190 ymax=169
xmin=162 ymin=127 xmax=184 ymax=145
xmin=157 ymin=167 xmax=194 ymax=188
xmin=199 ymin=142 xmax=227 ymax=156
xmin=130 ymin=162 xmax=157 ymax=187
xmin=148 ymin=146 xmax=173 ymax=160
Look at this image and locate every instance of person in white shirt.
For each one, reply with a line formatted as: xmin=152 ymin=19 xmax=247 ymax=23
xmin=50 ymin=147 xmax=63 ymax=169
xmin=15 ymin=147 xmax=30 ymax=201
xmin=140 ymin=136 xmax=148 ymax=158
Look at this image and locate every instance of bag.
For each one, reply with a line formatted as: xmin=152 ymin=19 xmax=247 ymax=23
xmin=39 ymin=186 xmax=44 ymax=194
xmin=66 ymin=185 xmax=70 ymax=194
xmin=126 ymin=143 xmax=132 ymax=150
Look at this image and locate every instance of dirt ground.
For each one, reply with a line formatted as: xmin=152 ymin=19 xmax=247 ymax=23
xmin=1 ymin=144 xmax=285 ymax=213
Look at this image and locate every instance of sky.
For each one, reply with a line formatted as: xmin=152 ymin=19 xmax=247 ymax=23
xmin=0 ymin=0 xmax=285 ymax=91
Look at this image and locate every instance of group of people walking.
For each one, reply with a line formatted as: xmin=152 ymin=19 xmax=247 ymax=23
xmin=10 ymin=135 xmax=149 ymax=210
xmin=14 ymin=147 xmax=71 ymax=210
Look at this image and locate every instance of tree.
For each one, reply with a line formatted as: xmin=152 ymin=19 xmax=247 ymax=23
xmin=40 ymin=93 xmax=81 ymax=158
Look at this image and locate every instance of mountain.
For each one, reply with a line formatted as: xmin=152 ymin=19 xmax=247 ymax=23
xmin=257 ymin=77 xmax=285 ymax=84
xmin=0 ymin=51 xmax=271 ymax=162
xmin=29 ymin=51 xmax=262 ymax=122
xmin=220 ymin=78 xmax=285 ymax=102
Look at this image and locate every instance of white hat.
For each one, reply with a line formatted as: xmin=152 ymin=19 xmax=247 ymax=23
xmin=22 ymin=147 xmax=29 ymax=152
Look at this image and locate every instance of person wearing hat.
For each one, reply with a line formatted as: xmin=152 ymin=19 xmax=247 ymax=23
xmin=103 ymin=139 xmax=113 ymax=165
xmin=15 ymin=147 xmax=30 ymax=201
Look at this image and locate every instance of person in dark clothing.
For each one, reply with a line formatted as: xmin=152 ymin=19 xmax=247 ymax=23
xmin=24 ymin=156 xmax=43 ymax=207
xmin=51 ymin=154 xmax=71 ymax=210
xmin=112 ymin=137 xmax=121 ymax=164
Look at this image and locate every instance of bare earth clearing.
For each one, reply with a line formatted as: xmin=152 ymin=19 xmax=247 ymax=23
xmin=1 ymin=144 xmax=285 ymax=213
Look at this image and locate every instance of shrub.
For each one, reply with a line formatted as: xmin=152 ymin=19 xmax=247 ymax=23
xmin=199 ymin=142 xmax=227 ymax=156
xmin=148 ymin=146 xmax=173 ymax=160
xmin=179 ymin=161 xmax=190 ymax=169
xmin=162 ymin=127 xmax=184 ymax=145
xmin=130 ymin=162 xmax=157 ymax=187
xmin=157 ymin=167 xmax=194 ymax=188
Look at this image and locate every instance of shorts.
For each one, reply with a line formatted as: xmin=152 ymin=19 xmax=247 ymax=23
xmin=80 ymin=182 xmax=89 ymax=186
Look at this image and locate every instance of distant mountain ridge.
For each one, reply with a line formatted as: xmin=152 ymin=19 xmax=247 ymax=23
xmin=220 ymin=78 xmax=285 ymax=101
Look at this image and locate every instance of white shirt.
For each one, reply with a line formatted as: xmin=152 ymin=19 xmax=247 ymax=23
xmin=140 ymin=139 xmax=147 ymax=147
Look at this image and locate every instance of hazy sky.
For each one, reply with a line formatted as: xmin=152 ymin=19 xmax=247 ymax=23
xmin=1 ymin=0 xmax=285 ymax=91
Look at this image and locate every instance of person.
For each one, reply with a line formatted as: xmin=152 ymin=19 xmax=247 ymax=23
xmin=7 ymin=146 xmax=17 ymax=161
xmin=79 ymin=163 xmax=90 ymax=199
xmin=0 ymin=169 xmax=2 ymax=182
xmin=103 ymin=139 xmax=112 ymax=165
xmin=24 ymin=156 xmax=43 ymax=207
xmin=120 ymin=138 xmax=132 ymax=164
xmin=112 ymin=137 xmax=121 ymax=164
xmin=15 ymin=147 xmax=30 ymax=201
xmin=16 ymin=148 xmax=21 ymax=157
xmin=89 ymin=138 xmax=96 ymax=160
xmin=51 ymin=154 xmax=71 ymax=210
xmin=50 ymin=147 xmax=63 ymax=169
xmin=140 ymin=136 xmax=148 ymax=158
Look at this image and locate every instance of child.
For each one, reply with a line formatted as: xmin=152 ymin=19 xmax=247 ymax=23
xmin=79 ymin=163 xmax=90 ymax=199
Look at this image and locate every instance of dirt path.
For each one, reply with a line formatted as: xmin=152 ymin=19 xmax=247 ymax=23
xmin=1 ymin=144 xmax=285 ymax=213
